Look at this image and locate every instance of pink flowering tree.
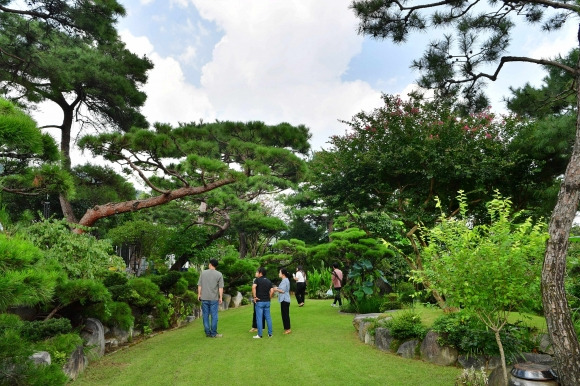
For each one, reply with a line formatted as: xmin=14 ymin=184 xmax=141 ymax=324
xmin=309 ymin=94 xmax=557 ymax=307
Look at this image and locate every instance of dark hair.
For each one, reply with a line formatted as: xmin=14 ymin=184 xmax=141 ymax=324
xmin=210 ymin=259 xmax=219 ymax=268
xmin=257 ymin=266 xmax=267 ymax=276
xmin=332 ymin=262 xmax=339 ymax=269
xmin=280 ymin=268 xmax=289 ymax=278
xmin=297 ymin=265 xmax=304 ymax=273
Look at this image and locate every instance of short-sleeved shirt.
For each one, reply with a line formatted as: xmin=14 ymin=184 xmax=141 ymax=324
xmin=295 ymin=271 xmax=306 ymax=283
xmin=277 ymin=278 xmax=291 ymax=303
xmin=197 ymin=269 xmax=224 ymax=301
xmin=331 ymin=269 xmax=343 ymax=288
xmin=254 ymin=276 xmax=273 ymax=302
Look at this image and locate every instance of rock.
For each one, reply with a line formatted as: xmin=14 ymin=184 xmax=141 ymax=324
xmin=458 ymin=354 xmax=486 ymax=369
xmin=375 ymin=327 xmax=394 ymax=352
xmin=487 ymin=356 xmax=502 ymax=371
xmin=518 ymin=353 xmax=554 ymax=367
xmin=105 ymin=338 xmax=119 ymax=351
xmin=538 ymin=334 xmax=554 ymax=355
xmin=80 ymin=318 xmax=105 ymax=360
xmin=231 ymin=292 xmax=244 ymax=308
xmin=63 ymin=345 xmax=88 ymax=381
xmin=219 ymin=294 xmax=232 ymax=311
xmin=358 ymin=320 xmax=373 ymax=342
xmin=420 ymin=331 xmax=458 ymax=366
xmin=397 ymin=339 xmax=419 ymax=359
xmin=105 ymin=325 xmax=132 ymax=345
xmin=30 ymin=351 xmax=51 ymax=366
xmin=364 ymin=329 xmax=375 ymax=346
xmin=487 ymin=366 xmax=508 ymax=386
xmin=185 ymin=315 xmax=196 ymax=323
xmin=352 ymin=313 xmax=381 ymax=331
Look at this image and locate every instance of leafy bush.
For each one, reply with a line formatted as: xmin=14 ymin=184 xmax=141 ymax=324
xmin=394 ymin=281 xmax=416 ymax=304
xmin=380 ymin=293 xmax=402 ymax=311
xmin=385 ymin=310 xmax=427 ymax=340
xmin=432 ymin=311 xmax=538 ymax=360
xmin=355 ymin=296 xmax=383 ymax=313
xmin=455 ymin=367 xmax=488 ymax=386
xmin=84 ymin=300 xmax=134 ymax=331
xmin=19 ymin=318 xmax=72 ymax=342
xmin=306 ymin=268 xmax=332 ymax=298
xmin=35 ymin=332 xmax=83 ymax=367
xmin=0 ymin=328 xmax=68 ymax=386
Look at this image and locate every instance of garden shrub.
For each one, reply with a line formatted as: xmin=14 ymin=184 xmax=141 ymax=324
xmin=84 ymin=300 xmax=134 ymax=331
xmin=19 ymin=318 xmax=73 ymax=342
xmin=352 ymin=296 xmax=383 ymax=313
xmin=380 ymin=293 xmax=402 ymax=311
xmin=394 ymin=281 xmax=416 ymax=304
xmin=35 ymin=332 xmax=83 ymax=367
xmin=455 ymin=367 xmax=488 ymax=386
xmin=385 ymin=310 xmax=427 ymax=340
xmin=305 ymin=268 xmax=332 ymax=298
xmin=432 ymin=311 xmax=539 ymax=360
xmin=0 ymin=328 xmax=68 ymax=386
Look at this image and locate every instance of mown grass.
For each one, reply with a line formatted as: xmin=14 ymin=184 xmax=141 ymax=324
xmin=73 ymin=300 xmax=462 ymax=386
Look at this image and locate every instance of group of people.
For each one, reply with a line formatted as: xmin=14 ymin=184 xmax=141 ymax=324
xmin=196 ymin=260 xmax=344 ymax=339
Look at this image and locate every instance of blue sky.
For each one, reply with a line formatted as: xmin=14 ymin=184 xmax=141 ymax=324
xmin=33 ymin=0 xmax=579 ymax=153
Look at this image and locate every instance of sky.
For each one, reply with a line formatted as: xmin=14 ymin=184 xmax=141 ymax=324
xmin=33 ymin=0 xmax=579 ymax=153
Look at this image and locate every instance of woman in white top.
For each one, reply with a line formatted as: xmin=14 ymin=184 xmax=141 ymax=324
xmin=293 ymin=265 xmax=306 ymax=307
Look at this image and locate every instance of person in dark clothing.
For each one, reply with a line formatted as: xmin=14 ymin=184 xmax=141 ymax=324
xmin=293 ymin=265 xmax=306 ymax=306
xmin=252 ymin=267 xmax=274 ymax=338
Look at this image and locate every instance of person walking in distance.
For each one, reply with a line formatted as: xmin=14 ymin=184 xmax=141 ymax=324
xmin=197 ymin=259 xmax=224 ymax=337
xmin=252 ymin=267 xmax=274 ymax=338
xmin=273 ymin=268 xmax=292 ymax=334
xmin=331 ymin=263 xmax=343 ymax=307
xmin=293 ymin=265 xmax=306 ymax=307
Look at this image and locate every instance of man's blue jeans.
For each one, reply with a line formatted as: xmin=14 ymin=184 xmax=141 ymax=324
xmin=201 ymin=300 xmax=219 ymax=337
xmin=254 ymin=301 xmax=273 ymax=337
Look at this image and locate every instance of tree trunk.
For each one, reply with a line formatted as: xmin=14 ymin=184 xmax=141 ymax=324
xmin=494 ymin=329 xmax=508 ymax=386
xmin=540 ymin=72 xmax=580 ymax=385
xmin=75 ymin=178 xmax=235 ymax=232
xmin=58 ymin=104 xmax=76 ymax=221
xmin=239 ymin=231 xmax=247 ymax=259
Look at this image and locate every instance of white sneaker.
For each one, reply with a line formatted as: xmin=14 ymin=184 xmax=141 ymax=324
xmin=331 ymin=304 xmax=336 ymax=307
xmin=253 ymin=335 xmax=262 ymax=339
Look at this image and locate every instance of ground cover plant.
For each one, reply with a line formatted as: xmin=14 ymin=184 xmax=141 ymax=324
xmin=73 ymin=300 xmax=461 ymax=386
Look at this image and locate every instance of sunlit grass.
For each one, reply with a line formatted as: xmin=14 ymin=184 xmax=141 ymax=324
xmin=73 ymin=300 xmax=462 ymax=386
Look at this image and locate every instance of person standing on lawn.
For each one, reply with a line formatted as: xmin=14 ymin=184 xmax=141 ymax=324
xmin=197 ymin=259 xmax=224 ymax=338
xmin=273 ymin=268 xmax=291 ymax=334
xmin=252 ymin=267 xmax=274 ymax=338
xmin=331 ymin=262 xmax=343 ymax=307
xmin=293 ymin=265 xmax=306 ymax=307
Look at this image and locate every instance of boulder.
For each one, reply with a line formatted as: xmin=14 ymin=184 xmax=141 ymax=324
xmin=487 ymin=366 xmax=507 ymax=386
xmin=105 ymin=325 xmax=132 ymax=345
xmin=375 ymin=327 xmax=394 ymax=352
xmin=30 ymin=351 xmax=51 ymax=366
xmin=219 ymin=294 xmax=232 ymax=311
xmin=515 ymin=353 xmax=554 ymax=367
xmin=397 ymin=339 xmax=419 ymax=359
xmin=364 ymin=329 xmax=375 ymax=346
xmin=458 ymin=354 xmax=487 ymax=370
xmin=352 ymin=313 xmax=381 ymax=331
xmin=420 ymin=331 xmax=458 ymax=366
xmin=538 ymin=334 xmax=554 ymax=355
xmin=358 ymin=320 xmax=373 ymax=342
xmin=231 ymin=292 xmax=244 ymax=308
xmin=80 ymin=318 xmax=105 ymax=360
xmin=63 ymin=345 xmax=88 ymax=381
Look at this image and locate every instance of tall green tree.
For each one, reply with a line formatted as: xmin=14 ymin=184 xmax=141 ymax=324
xmin=416 ymin=193 xmax=547 ymax=384
xmin=0 ymin=4 xmax=152 ymax=222
xmin=0 ymin=98 xmax=73 ymax=197
xmin=77 ymin=121 xmax=310 ymax=236
xmin=352 ymin=1 xmax=580 ymax=380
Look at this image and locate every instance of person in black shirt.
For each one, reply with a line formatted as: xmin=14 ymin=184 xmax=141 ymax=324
xmin=252 ymin=267 xmax=274 ymax=338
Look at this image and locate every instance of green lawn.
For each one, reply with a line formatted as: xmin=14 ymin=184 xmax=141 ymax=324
xmin=73 ymin=300 xmax=462 ymax=386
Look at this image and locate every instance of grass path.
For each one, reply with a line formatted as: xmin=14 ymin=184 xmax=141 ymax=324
xmin=73 ymin=300 xmax=461 ymax=386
